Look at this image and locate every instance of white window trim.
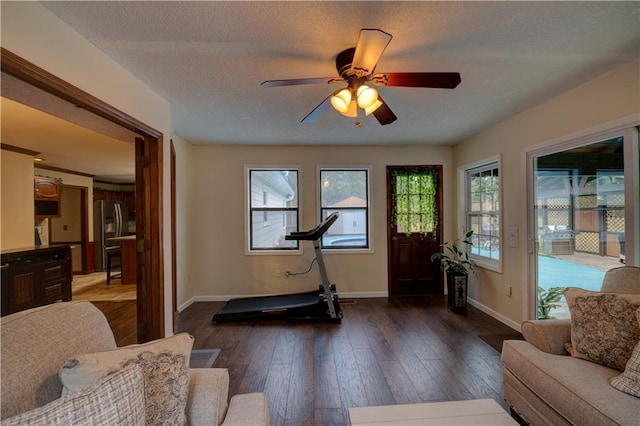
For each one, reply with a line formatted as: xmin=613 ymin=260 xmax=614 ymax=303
xmin=244 ymin=165 xmax=302 ymax=255
xmin=458 ymin=154 xmax=503 ymax=273
xmin=317 ymin=165 xmax=374 ymax=254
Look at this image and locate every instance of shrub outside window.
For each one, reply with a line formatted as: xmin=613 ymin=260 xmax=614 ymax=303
xmin=465 ymin=161 xmax=501 ymax=268
xmin=247 ymin=168 xmax=299 ymax=252
xmin=319 ymin=168 xmax=370 ymax=250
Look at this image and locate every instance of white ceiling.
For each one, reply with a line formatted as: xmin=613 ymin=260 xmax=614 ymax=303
xmin=2 ymin=2 xmax=639 ymax=182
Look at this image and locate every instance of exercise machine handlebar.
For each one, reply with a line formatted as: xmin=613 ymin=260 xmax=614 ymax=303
xmin=285 ymin=212 xmax=339 ymax=241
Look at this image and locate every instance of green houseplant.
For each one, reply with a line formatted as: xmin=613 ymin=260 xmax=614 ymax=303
xmin=537 ymin=286 xmax=565 ymax=319
xmin=431 ymin=230 xmax=475 ymax=312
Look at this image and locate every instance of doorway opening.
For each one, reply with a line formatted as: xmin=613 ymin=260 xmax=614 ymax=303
xmin=2 ymin=48 xmax=165 ymax=342
xmin=386 ymin=165 xmax=443 ymax=296
xmin=528 ymin=126 xmax=639 ymax=320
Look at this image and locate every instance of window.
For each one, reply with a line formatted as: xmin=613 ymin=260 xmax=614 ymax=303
xmin=247 ymin=168 xmax=299 ymax=252
xmin=390 ymin=167 xmax=439 ymax=236
xmin=464 ymin=159 xmax=501 ymax=269
xmin=319 ymin=168 xmax=370 ymax=250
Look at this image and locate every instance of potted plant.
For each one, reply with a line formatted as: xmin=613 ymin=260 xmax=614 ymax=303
xmin=537 ymin=286 xmax=565 ymax=319
xmin=431 ymin=230 xmax=475 ymax=312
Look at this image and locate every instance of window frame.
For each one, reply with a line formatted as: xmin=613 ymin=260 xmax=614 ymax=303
xmin=318 ymin=166 xmax=373 ymax=253
xmin=245 ymin=165 xmax=301 ymax=255
xmin=458 ymin=155 xmax=503 ymax=272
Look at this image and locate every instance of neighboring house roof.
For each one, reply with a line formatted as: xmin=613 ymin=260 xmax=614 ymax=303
xmin=332 ymin=196 xmax=366 ymax=207
xmin=259 ymin=170 xmax=296 ymax=198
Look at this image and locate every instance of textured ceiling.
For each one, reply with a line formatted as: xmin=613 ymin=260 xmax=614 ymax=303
xmin=2 ymin=1 xmax=639 ymax=183
xmin=39 ymin=1 xmax=640 ymax=147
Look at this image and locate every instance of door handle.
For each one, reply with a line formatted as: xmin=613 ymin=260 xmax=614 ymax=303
xmin=392 ymin=236 xmax=398 ymax=241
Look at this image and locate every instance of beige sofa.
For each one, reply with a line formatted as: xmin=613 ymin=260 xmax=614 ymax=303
xmin=502 ymin=266 xmax=640 ymax=425
xmin=1 ymin=301 xmax=269 ymax=425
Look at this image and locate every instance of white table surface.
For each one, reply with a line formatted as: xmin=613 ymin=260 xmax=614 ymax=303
xmin=348 ymin=398 xmax=518 ymax=425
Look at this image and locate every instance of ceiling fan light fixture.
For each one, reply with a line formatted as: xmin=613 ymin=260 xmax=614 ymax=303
xmin=356 ymin=85 xmax=379 ymax=109
xmin=339 ymin=99 xmax=358 ymax=118
xmin=330 ymin=88 xmax=352 ymax=113
xmin=363 ymin=99 xmax=383 ymax=116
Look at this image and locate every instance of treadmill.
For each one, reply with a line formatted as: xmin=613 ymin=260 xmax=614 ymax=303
xmin=211 ymin=212 xmax=343 ymax=323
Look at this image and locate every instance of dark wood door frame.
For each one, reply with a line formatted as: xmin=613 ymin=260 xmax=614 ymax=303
xmin=2 ymin=48 xmax=165 ymax=342
xmin=386 ymin=165 xmax=444 ymax=297
xmin=170 ymin=140 xmax=178 ymax=333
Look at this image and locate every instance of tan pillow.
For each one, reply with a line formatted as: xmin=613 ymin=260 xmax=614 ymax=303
xmin=60 ymin=333 xmax=193 ymax=425
xmin=611 ymin=308 xmax=640 ymax=397
xmin=4 ymin=365 xmax=145 ymax=426
xmin=565 ymin=287 xmax=640 ymax=371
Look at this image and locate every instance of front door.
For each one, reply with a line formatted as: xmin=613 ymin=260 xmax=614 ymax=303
xmin=387 ymin=166 xmax=443 ymax=296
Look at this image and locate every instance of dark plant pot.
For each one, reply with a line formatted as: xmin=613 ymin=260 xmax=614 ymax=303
xmin=446 ymin=271 xmax=468 ymax=313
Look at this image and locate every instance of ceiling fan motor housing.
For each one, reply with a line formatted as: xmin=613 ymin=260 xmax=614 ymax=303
xmin=336 ymin=48 xmax=356 ymax=79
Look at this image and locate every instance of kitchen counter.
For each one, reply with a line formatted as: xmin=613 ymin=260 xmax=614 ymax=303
xmin=107 ymin=235 xmax=136 ymax=241
xmin=107 ymin=235 xmax=136 ymax=285
xmin=1 ymin=244 xmax=71 ymax=255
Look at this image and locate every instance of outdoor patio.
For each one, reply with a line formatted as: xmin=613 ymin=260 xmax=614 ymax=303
xmin=538 ymin=252 xmax=622 ymax=318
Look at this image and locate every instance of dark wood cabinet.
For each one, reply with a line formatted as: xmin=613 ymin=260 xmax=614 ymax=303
xmin=94 ymin=189 xmax=135 ymax=216
xmin=1 ymin=245 xmax=72 ymax=316
xmin=34 ymin=177 xmax=62 ymax=217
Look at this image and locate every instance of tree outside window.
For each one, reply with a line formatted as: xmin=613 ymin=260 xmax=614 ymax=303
xmin=320 ymin=168 xmax=370 ymax=250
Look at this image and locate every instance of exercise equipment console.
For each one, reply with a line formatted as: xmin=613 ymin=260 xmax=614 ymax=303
xmin=212 ymin=212 xmax=342 ymax=323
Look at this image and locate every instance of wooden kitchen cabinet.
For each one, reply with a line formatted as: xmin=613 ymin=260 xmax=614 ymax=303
xmin=1 ymin=245 xmax=72 ymax=316
xmin=34 ymin=176 xmax=62 ymax=217
xmin=94 ymin=189 xmax=135 ymax=216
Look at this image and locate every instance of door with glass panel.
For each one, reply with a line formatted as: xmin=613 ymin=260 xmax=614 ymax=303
xmin=386 ymin=166 xmax=442 ymax=296
xmin=531 ymin=132 xmax=637 ymax=319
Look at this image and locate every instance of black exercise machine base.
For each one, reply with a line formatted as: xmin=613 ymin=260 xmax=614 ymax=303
xmin=211 ymin=288 xmax=342 ymax=323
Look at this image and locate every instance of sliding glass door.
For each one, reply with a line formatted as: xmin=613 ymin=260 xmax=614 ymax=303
xmin=528 ymin=126 xmax=638 ymax=320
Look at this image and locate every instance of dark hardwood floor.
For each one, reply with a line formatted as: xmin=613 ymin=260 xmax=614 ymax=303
xmin=177 ymin=296 xmax=517 ymax=426
xmin=92 ymin=301 xmax=137 ymax=346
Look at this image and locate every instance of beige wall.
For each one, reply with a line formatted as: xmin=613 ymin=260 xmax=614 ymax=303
xmin=2 ymin=2 xmax=175 ymax=334
xmin=1 ymin=150 xmax=35 ymax=249
xmin=171 ymin=135 xmax=197 ymax=309
xmin=187 ymin=145 xmax=453 ymax=300
xmin=51 ymin=187 xmax=82 ymax=271
xmin=452 ymin=58 xmax=640 ymax=327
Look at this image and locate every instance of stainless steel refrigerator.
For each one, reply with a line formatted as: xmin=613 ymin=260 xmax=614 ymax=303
xmin=94 ymin=200 xmax=130 ymax=272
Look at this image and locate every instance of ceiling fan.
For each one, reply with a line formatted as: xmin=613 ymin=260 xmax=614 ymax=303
xmin=262 ymin=28 xmax=461 ymax=126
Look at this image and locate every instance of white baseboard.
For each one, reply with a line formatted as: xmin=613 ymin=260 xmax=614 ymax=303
xmin=340 ymin=291 xmax=388 ymax=298
xmin=177 ymin=297 xmax=196 ymax=312
xmin=467 ymin=297 xmax=521 ymax=332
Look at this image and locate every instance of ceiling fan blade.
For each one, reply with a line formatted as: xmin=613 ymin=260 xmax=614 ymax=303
xmin=372 ymin=95 xmax=397 ymax=126
xmin=262 ymin=77 xmax=342 ymax=87
xmin=351 ymin=29 xmax=393 ymax=78
xmin=371 ymin=72 xmax=461 ymax=89
xmin=301 ymin=94 xmax=333 ymax=124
